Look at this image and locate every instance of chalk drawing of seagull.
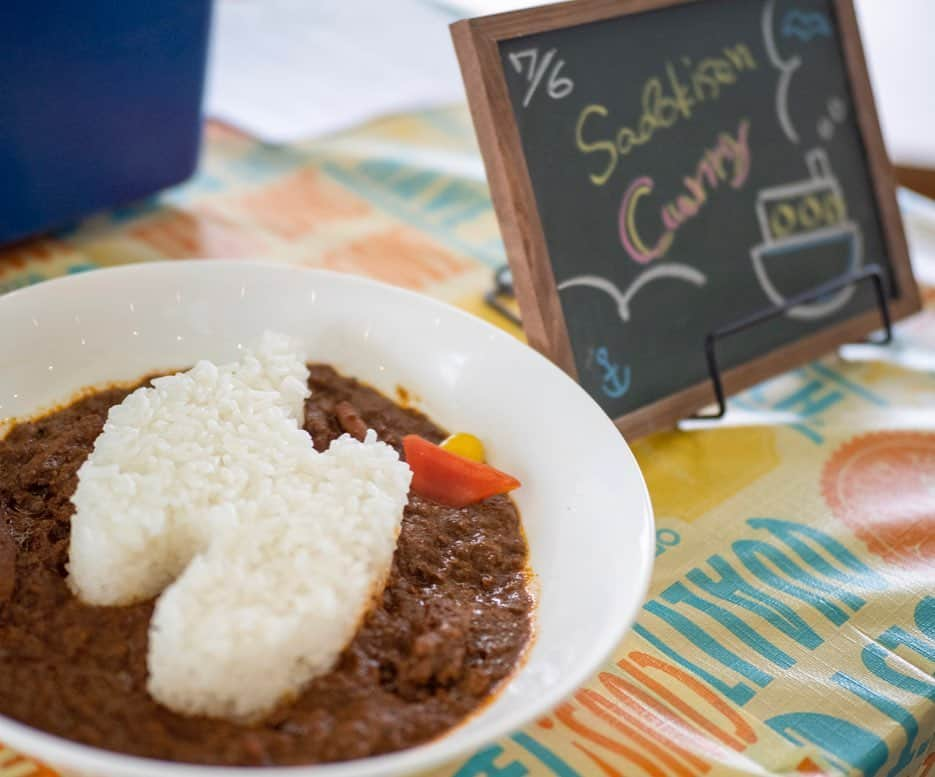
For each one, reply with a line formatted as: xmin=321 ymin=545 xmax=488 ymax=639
xmin=558 ymin=263 xmax=708 ymax=323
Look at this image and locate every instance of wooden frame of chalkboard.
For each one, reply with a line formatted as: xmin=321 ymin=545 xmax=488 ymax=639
xmin=451 ymin=0 xmax=920 ymax=439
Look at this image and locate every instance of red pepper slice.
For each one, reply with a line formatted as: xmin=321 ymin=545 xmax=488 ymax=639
xmin=402 ymin=434 xmax=521 ymax=507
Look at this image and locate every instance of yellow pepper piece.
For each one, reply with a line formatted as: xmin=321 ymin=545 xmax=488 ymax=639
xmin=440 ymin=432 xmax=486 ymax=463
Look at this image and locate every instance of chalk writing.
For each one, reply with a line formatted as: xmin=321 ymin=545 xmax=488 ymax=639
xmin=818 ymin=95 xmax=848 ymax=141
xmin=575 ymin=44 xmax=756 ymax=186
xmin=493 ymin=0 xmax=901 ymax=423
xmin=817 ymin=116 xmax=834 ymax=141
xmin=781 ymin=9 xmax=832 ymax=42
xmin=508 ymin=48 xmax=574 ymax=109
xmin=559 ymin=264 xmax=707 ymax=323
xmin=828 ymin=97 xmax=847 ymax=122
xmin=619 ymin=119 xmax=751 ymax=264
xmin=762 ymin=0 xmax=802 ymax=143
xmin=594 ymin=346 xmax=631 ymax=398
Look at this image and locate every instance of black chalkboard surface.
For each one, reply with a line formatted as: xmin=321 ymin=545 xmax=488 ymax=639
xmin=452 ymin=0 xmax=919 ymax=437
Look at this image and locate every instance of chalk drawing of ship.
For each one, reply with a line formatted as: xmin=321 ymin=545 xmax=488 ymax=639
xmin=750 ymin=149 xmax=863 ymax=320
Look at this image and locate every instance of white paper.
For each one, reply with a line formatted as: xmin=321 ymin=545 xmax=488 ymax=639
xmin=901 ymin=188 xmax=935 ymax=287
xmin=855 ymin=0 xmax=935 ymax=168
xmin=442 ymin=0 xmax=551 ymax=14
xmin=205 ymin=0 xmax=466 ymax=143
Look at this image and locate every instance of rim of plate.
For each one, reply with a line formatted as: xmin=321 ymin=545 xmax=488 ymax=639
xmin=0 ymin=260 xmax=655 ymax=777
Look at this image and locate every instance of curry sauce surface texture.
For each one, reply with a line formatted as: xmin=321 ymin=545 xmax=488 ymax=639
xmin=0 ymin=365 xmax=532 ymax=765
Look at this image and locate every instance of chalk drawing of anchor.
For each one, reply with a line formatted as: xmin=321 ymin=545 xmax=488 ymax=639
xmin=750 ymin=148 xmax=863 ymax=320
xmin=560 ymin=264 xmax=707 ymax=402
xmin=594 ymin=346 xmax=631 ymax=398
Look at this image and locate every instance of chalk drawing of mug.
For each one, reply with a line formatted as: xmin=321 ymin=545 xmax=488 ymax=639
xmin=750 ymin=149 xmax=863 ymax=320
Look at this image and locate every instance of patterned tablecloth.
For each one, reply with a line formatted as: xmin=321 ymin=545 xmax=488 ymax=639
xmin=2 ymin=108 xmax=934 ymax=777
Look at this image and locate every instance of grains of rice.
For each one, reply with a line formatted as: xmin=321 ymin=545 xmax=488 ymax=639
xmin=68 ymin=332 xmax=411 ymax=720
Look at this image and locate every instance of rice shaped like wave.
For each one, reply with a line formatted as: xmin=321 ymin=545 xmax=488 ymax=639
xmin=67 ymin=332 xmax=412 ymax=720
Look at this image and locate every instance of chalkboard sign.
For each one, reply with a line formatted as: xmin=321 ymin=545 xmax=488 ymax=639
xmin=452 ymin=0 xmax=919 ymax=437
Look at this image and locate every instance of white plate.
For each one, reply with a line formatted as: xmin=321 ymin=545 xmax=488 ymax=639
xmin=0 ymin=261 xmax=654 ymax=777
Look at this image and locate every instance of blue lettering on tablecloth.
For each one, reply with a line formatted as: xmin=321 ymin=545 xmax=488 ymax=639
xmin=916 ymin=597 xmax=935 ymax=642
xmin=0 ymin=263 xmax=96 ymax=295
xmin=453 ymin=745 xmax=527 ymax=777
xmin=733 ymin=539 xmax=858 ymax=622
xmin=92 ymin=198 xmax=165 ymax=226
xmin=633 ymin=622 xmax=759 ymax=704
xmin=66 ymin=262 xmax=97 ymax=275
xmin=736 ymin=363 xmax=887 ymax=444
xmin=660 ymin=582 xmax=798 ymax=667
xmin=427 ymin=180 xmax=493 ymax=226
xmin=766 ymin=601 xmax=935 ymax=777
xmin=747 ymin=518 xmax=887 ymax=592
xmin=655 ymin=527 xmax=680 ymax=557
xmin=833 ymin=672 xmax=921 ymax=775
xmin=686 ymin=554 xmax=823 ymax=649
xmin=420 ymin=108 xmax=478 ymax=143
xmin=451 ymin=535 xmax=927 ymax=777
xmin=510 ymin=733 xmax=581 ymax=776
xmin=767 ymin=712 xmax=889 ymax=776
xmin=323 ymin=159 xmax=505 ymax=267
xmin=636 ymin=518 xmax=893 ymax=707
xmin=863 ymin=627 xmax=935 ymax=702
xmin=227 ymin=145 xmax=311 ymax=185
xmin=451 ymin=733 xmax=582 ymax=777
xmin=644 ymin=599 xmax=776 ymax=688
xmin=0 ymin=272 xmax=47 ymax=294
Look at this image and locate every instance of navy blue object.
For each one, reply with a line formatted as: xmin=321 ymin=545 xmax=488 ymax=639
xmin=0 ymin=1 xmax=213 ymax=244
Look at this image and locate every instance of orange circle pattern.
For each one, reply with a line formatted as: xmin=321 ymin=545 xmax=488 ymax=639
xmin=822 ymin=432 xmax=935 ymax=567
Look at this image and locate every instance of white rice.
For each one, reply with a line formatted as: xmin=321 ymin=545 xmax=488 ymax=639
xmin=67 ymin=332 xmax=412 ymax=720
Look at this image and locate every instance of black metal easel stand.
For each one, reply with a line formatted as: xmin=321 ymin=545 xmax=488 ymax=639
xmin=692 ymin=264 xmax=893 ymax=420
xmin=484 ymin=263 xmax=895 ymax=423
xmin=485 ymin=265 xmax=522 ymax=327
